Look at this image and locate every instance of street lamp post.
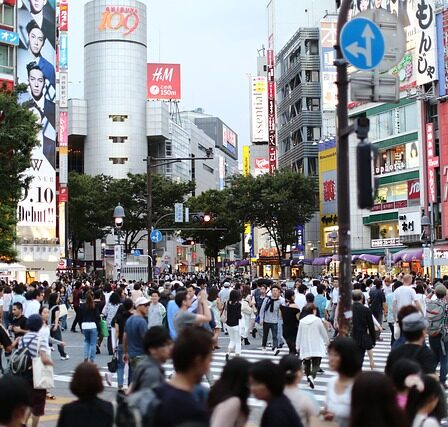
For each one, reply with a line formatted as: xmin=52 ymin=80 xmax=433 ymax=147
xmin=329 ymin=230 xmax=338 ymax=277
xmin=101 ymin=238 xmax=106 ymax=277
xmin=421 ymin=213 xmax=435 ymax=281
xmin=113 ymin=203 xmax=125 ymax=281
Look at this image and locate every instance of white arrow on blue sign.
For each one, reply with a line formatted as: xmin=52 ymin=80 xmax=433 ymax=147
xmin=340 ymin=17 xmax=385 ymax=71
xmin=150 ymin=229 xmax=163 ymax=243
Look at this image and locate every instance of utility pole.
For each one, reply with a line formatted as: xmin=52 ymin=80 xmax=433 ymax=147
xmin=335 ymin=0 xmax=353 ymax=336
xmin=145 ymin=150 xmax=213 ymax=283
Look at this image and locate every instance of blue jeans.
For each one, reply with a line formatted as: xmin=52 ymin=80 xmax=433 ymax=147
xmin=83 ymin=328 xmax=98 ymax=362
xmin=117 ymin=344 xmax=125 ymax=388
xmin=429 ymin=335 xmax=447 ymax=384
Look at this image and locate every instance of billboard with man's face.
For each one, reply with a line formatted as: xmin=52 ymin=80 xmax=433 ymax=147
xmin=16 ymin=0 xmax=56 ymax=240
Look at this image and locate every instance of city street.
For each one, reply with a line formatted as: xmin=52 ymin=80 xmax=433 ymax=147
xmin=36 ymin=311 xmax=394 ymax=427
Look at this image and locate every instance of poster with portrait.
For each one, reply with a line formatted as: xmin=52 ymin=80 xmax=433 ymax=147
xmin=16 ymin=0 xmax=56 ymax=240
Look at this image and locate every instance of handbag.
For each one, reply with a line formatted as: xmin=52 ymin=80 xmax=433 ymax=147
xmin=108 ymin=351 xmax=118 ymax=373
xmin=32 ymin=338 xmax=54 ymax=389
xmin=100 ymin=318 xmax=109 ymax=337
xmin=58 ymin=304 xmax=68 ymax=317
xmin=220 ymin=302 xmax=227 ymax=324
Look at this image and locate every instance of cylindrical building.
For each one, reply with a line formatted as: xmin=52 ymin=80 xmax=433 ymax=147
xmin=84 ymin=0 xmax=147 ymax=177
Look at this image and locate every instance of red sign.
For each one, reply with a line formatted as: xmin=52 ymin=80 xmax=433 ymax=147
xmin=3 ymin=0 xmax=16 ymax=5
xmin=147 ymin=63 xmax=181 ymax=101
xmin=59 ymin=0 xmax=68 ymax=31
xmin=439 ymin=103 xmax=448 ymax=238
xmin=408 ymin=179 xmax=420 ymax=200
xmin=371 ymin=200 xmax=408 ymax=212
xmin=426 ymin=123 xmax=439 ymax=203
xmin=323 ymin=179 xmax=336 ymax=202
xmin=59 ymin=186 xmax=68 ymax=203
xmin=0 ymin=78 xmax=13 ymax=92
xmin=267 ymin=49 xmax=276 ymax=174
xmin=99 ymin=6 xmax=139 ymax=36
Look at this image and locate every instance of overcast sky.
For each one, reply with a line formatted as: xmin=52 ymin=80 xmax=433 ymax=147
xmin=68 ymin=0 xmax=335 ymax=160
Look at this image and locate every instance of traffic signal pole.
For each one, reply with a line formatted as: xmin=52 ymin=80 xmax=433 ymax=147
xmin=335 ymin=0 xmax=353 ymax=336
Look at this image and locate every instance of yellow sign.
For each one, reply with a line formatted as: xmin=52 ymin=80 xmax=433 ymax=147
xmin=243 ymin=145 xmax=250 ymax=177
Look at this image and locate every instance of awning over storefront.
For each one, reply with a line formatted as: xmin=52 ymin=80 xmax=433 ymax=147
xmin=358 ymin=254 xmax=383 ymax=264
xmin=312 ymin=257 xmax=332 ymax=266
xmin=393 ymin=248 xmax=423 ymax=263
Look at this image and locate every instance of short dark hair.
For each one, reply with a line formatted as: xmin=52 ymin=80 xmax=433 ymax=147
xmin=12 ymin=302 xmax=23 ymax=311
xmin=109 ymin=292 xmax=120 ymax=305
xmin=26 ymin=61 xmax=43 ymax=77
xmin=374 ymin=278 xmax=383 ymax=289
xmin=175 ymin=290 xmax=188 ymax=308
xmin=250 ymin=360 xmax=284 ymax=397
xmin=143 ymin=326 xmax=171 ymax=353
xmin=305 ymin=293 xmax=315 ymax=303
xmin=328 ymin=337 xmax=362 ymax=377
xmin=70 ymin=362 xmax=104 ymax=399
xmin=279 ymin=355 xmax=302 ymax=385
xmin=123 ymin=298 xmax=133 ymax=311
xmin=172 ymin=326 xmax=213 ymax=373
xmin=0 ymin=375 xmax=31 ymax=424
xmin=150 ymin=289 xmax=160 ymax=297
xmin=403 ymin=329 xmax=425 ymax=342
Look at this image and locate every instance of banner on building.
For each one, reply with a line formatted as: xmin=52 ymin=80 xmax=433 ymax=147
xmin=59 ymin=33 xmax=68 ymax=70
xmin=59 ymin=0 xmax=68 ymax=31
xmin=16 ymin=0 xmax=56 ymax=240
xmin=59 ymin=72 xmax=68 ymax=108
xmin=398 ymin=212 xmax=421 ymax=236
xmin=243 ymin=146 xmax=250 ymax=177
xmin=147 ymin=63 xmax=181 ymax=101
xmin=254 ymin=158 xmax=269 ymax=176
xmin=320 ymin=19 xmax=337 ymax=111
xmin=267 ymin=49 xmax=276 ymax=173
xmin=250 ymin=76 xmax=268 ymax=143
xmin=416 ymin=0 xmax=437 ymax=86
xmin=426 ymin=123 xmax=439 ymax=204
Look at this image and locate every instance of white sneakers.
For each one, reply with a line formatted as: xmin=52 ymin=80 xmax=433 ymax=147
xmin=60 ymin=355 xmax=70 ymax=361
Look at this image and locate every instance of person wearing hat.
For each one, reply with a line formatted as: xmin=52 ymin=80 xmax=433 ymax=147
xmin=17 ymin=314 xmax=53 ymax=427
xmin=426 ymin=283 xmax=448 ymax=387
xmin=385 ymin=312 xmax=437 ymax=378
xmin=123 ymin=296 xmax=150 ymax=385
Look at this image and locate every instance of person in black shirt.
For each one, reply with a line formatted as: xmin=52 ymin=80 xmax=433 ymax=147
xmin=385 ymin=312 xmax=437 ymax=377
xmin=111 ymin=299 xmax=133 ymax=391
xmin=225 ymin=289 xmax=242 ymax=361
xmin=154 ymin=326 xmax=213 ymax=427
xmin=279 ymin=290 xmax=300 ymax=355
xmin=250 ymin=360 xmax=304 ymax=427
xmin=9 ymin=302 xmax=28 ymax=342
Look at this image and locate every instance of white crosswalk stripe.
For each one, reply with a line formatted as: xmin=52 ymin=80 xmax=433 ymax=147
xmin=53 ymin=332 xmax=394 ymax=409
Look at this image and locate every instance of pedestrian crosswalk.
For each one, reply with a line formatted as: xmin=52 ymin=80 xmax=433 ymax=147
xmin=53 ymin=332 xmax=394 ymax=410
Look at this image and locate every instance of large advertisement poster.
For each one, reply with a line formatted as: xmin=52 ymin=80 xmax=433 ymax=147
xmin=250 ymin=76 xmax=268 ymax=143
xmin=320 ymin=19 xmax=337 ymax=111
xmin=16 ymin=0 xmax=56 ymax=240
xmin=147 ymin=63 xmax=181 ymax=101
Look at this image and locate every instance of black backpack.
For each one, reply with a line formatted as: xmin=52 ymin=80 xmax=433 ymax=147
xmin=10 ymin=336 xmax=36 ymax=375
xmin=115 ymin=388 xmax=161 ymax=427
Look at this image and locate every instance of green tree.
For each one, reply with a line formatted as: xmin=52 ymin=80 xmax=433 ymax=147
xmin=228 ymin=170 xmax=317 ymax=268
xmin=68 ymin=172 xmax=112 ymax=262
xmin=0 ymin=85 xmax=41 ymax=261
xmin=106 ymin=173 xmax=194 ymax=253
xmin=186 ymin=189 xmax=242 ymax=268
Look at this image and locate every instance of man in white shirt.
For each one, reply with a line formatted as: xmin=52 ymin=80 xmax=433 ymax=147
xmin=24 ymin=290 xmax=43 ymax=318
xmin=392 ymin=274 xmax=423 ymax=321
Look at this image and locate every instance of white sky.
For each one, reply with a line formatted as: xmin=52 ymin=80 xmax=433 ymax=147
xmin=68 ymin=0 xmax=336 ymax=161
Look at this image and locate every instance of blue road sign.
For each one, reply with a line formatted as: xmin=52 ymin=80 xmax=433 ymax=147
xmin=150 ymin=229 xmax=163 ymax=243
xmin=133 ymin=249 xmax=141 ymax=257
xmin=340 ymin=18 xmax=385 ymax=71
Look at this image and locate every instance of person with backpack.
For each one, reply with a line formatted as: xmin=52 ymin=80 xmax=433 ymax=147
xmin=425 ymin=284 xmax=448 ymax=387
xmin=13 ymin=314 xmax=53 ymax=427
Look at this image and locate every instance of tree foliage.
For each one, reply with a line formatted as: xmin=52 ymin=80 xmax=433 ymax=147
xmin=68 ymin=172 xmax=194 ymax=258
xmin=186 ymin=189 xmax=242 ymax=262
xmin=228 ymin=169 xmax=317 ymax=265
xmin=0 ymin=85 xmax=41 ymax=261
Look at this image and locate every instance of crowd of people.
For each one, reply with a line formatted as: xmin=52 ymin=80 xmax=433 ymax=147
xmin=0 ymin=271 xmax=447 ymax=426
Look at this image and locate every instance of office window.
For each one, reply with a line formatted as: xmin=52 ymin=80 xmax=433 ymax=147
xmin=0 ymin=45 xmax=14 ymax=75
xmin=203 ymin=164 xmax=214 ymax=174
xmin=109 ymin=136 xmax=127 ymax=143
xmin=109 ymin=157 xmax=128 ymax=165
xmin=109 ymin=115 xmax=128 ymax=122
xmin=0 ymin=5 xmax=14 ymax=27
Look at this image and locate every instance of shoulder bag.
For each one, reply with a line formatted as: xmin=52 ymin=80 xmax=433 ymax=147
xmin=32 ymin=338 xmax=54 ymax=389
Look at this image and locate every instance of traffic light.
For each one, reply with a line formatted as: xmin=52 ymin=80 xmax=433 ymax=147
xmin=182 ymin=239 xmax=195 ymax=246
xmin=191 ymin=212 xmax=212 ymax=223
xmin=356 ymin=141 xmax=378 ymax=210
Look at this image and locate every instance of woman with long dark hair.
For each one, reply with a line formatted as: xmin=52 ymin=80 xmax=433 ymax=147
xmin=225 ymin=289 xmax=242 ymax=361
xmin=406 ymin=374 xmax=446 ymax=427
xmin=350 ymin=372 xmax=408 ymax=427
xmin=279 ymin=289 xmax=300 ymax=355
xmin=79 ymin=291 xmax=100 ymax=363
xmin=48 ymin=292 xmax=69 ymax=360
xmin=208 ymin=358 xmax=251 ymax=427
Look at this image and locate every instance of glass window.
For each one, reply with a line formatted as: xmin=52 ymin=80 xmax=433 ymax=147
xmin=109 ymin=157 xmax=128 ymax=165
xmin=109 ymin=115 xmax=128 ymax=122
xmin=376 ymin=183 xmax=407 ymax=202
xmin=0 ymin=45 xmax=13 ymax=75
xmin=203 ymin=164 xmax=214 ymax=174
xmin=1 ymin=6 xmax=14 ymax=27
xmin=109 ymin=136 xmax=127 ymax=143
